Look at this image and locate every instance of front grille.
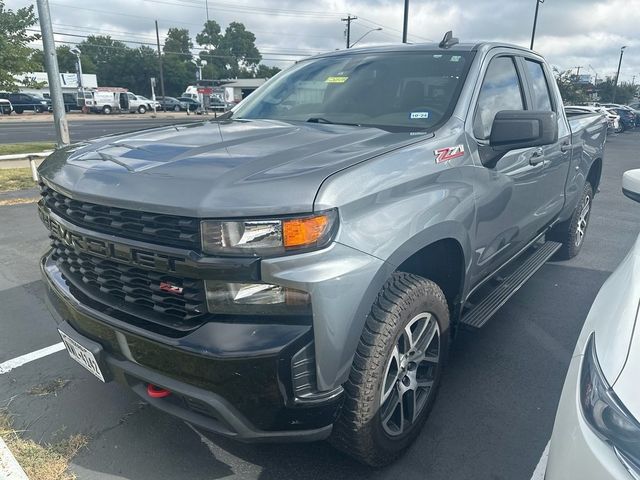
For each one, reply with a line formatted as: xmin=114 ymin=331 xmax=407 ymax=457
xmin=51 ymin=238 xmax=207 ymax=330
xmin=40 ymin=184 xmax=201 ymax=250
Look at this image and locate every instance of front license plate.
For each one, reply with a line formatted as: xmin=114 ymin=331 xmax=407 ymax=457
xmin=58 ymin=329 xmax=105 ymax=382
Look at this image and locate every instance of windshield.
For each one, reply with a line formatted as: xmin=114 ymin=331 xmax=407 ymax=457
xmin=233 ymin=51 xmax=472 ymax=131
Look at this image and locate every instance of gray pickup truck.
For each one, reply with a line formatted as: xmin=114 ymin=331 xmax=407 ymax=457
xmin=38 ymin=35 xmax=607 ymax=466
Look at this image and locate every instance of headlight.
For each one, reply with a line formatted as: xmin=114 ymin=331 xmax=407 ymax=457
xmin=40 ymin=100 xmax=47 ymax=104
xmin=581 ymin=334 xmax=640 ymax=478
xmin=201 ymin=209 xmax=338 ymax=256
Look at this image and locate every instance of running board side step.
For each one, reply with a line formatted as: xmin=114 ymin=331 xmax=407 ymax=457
xmin=460 ymin=241 xmax=561 ymax=329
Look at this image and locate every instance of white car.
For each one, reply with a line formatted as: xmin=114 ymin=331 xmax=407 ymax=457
xmin=136 ymin=95 xmax=160 ymax=111
xmin=0 ymin=98 xmax=12 ymax=115
xmin=546 ymin=169 xmax=640 ymax=480
xmin=565 ymin=105 xmax=621 ymax=132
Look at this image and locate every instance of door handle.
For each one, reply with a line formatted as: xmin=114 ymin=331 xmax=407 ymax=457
xmin=560 ymin=142 xmax=571 ymax=153
xmin=530 ymin=148 xmax=544 ymax=166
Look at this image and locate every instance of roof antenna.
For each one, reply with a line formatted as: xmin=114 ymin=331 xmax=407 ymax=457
xmin=439 ymin=30 xmax=459 ymax=49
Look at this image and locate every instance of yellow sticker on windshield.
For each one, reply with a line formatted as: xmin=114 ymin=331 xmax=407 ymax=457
xmin=325 ymin=76 xmax=349 ymax=84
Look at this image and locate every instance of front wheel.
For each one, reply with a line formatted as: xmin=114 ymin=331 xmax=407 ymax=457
xmin=174 ymin=105 xmax=180 ymax=112
xmin=331 ymin=273 xmax=450 ymax=466
xmin=549 ymin=181 xmax=593 ymax=259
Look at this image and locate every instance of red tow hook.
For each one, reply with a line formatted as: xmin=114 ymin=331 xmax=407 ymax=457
xmin=147 ymin=383 xmax=171 ymax=398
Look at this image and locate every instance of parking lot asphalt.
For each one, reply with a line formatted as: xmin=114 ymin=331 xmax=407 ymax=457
xmin=1 ymin=131 xmax=639 ymax=480
xmin=0 ymin=117 xmax=206 ymax=143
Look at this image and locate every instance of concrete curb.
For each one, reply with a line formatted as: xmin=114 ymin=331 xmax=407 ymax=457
xmin=0 ymin=437 xmax=29 ymax=480
xmin=0 ymin=152 xmax=52 ymax=162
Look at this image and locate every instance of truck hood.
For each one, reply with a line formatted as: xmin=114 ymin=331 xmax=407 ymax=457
xmin=39 ymin=119 xmax=429 ymax=217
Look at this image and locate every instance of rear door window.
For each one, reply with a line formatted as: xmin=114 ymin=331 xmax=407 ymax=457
xmin=473 ymin=57 xmax=525 ymax=140
xmin=524 ymin=59 xmax=553 ymax=111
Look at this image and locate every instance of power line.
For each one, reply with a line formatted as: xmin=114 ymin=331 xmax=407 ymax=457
xmin=27 ymin=28 xmax=325 ymax=57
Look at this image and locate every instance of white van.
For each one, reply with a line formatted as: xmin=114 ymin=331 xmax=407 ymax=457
xmin=86 ymin=89 xmax=148 ymax=114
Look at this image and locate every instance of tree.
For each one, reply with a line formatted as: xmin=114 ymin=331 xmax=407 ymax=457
xmin=553 ymin=69 xmax=589 ymax=105
xmin=596 ymin=79 xmax=637 ymax=104
xmin=0 ymin=1 xmax=42 ymax=91
xmin=162 ymin=28 xmax=195 ymax=96
xmin=219 ymin=22 xmax=261 ymax=77
xmin=196 ymin=20 xmax=265 ymax=80
xmin=31 ymin=46 xmax=97 ymax=74
xmin=256 ymin=64 xmax=281 ymax=78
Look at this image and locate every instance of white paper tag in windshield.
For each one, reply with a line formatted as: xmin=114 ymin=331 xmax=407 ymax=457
xmin=410 ymin=111 xmax=430 ymax=119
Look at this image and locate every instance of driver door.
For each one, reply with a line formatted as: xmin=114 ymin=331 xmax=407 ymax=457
xmin=468 ymin=54 xmax=556 ymax=287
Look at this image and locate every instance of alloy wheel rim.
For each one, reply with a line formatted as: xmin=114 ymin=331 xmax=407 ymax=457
xmin=576 ymin=195 xmax=591 ymax=247
xmin=379 ymin=312 xmax=440 ymax=437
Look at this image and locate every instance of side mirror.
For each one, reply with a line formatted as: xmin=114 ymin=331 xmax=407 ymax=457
xmin=490 ymin=110 xmax=558 ymax=151
xmin=622 ymin=169 xmax=640 ymax=203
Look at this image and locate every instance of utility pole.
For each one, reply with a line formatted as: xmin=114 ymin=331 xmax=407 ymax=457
xmin=155 ymin=20 xmax=166 ymax=102
xmin=612 ymin=46 xmax=627 ymax=103
xmin=575 ymin=66 xmax=582 ymax=78
xmin=530 ymin=0 xmax=545 ymax=50
xmin=341 ymin=15 xmax=357 ymax=49
xmin=36 ymin=0 xmax=69 ymax=147
xmin=402 ymin=0 xmax=409 ymax=43
xmin=205 ymin=0 xmax=209 ymax=21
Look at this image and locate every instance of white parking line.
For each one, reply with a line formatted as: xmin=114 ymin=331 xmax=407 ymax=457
xmin=530 ymin=440 xmax=550 ymax=480
xmin=0 ymin=437 xmax=28 ymax=480
xmin=0 ymin=342 xmax=65 ymax=375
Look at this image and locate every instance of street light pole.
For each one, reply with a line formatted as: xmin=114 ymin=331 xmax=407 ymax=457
xmin=530 ymin=0 xmax=545 ymax=50
xmin=612 ymin=46 xmax=627 ymax=103
xmin=36 ymin=0 xmax=69 ymax=147
xmin=71 ymin=47 xmax=85 ymax=112
xmin=402 ymin=0 xmax=409 ymax=43
xmin=349 ymin=27 xmax=383 ymax=48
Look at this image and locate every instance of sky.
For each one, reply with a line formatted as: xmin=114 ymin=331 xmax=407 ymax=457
xmin=7 ymin=0 xmax=640 ymax=83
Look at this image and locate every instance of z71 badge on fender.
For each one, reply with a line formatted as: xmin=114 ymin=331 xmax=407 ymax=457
xmin=434 ymin=145 xmax=465 ymax=163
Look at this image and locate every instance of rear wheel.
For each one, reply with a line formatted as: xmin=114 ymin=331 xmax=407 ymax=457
xmin=331 ymin=273 xmax=450 ymax=466
xmin=138 ymin=105 xmax=147 ymax=114
xmin=102 ymin=105 xmax=112 ymax=115
xmin=14 ymin=108 xmax=23 ymax=114
xmin=174 ymin=105 xmax=180 ymax=112
xmin=550 ymin=181 xmax=593 ymax=259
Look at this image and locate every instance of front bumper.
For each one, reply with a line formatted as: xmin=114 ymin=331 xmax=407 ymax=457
xmin=546 ymin=354 xmax=635 ymax=480
xmin=42 ymin=254 xmax=342 ymax=442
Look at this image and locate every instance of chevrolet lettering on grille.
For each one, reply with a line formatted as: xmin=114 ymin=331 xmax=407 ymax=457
xmin=39 ymin=207 xmax=188 ymax=273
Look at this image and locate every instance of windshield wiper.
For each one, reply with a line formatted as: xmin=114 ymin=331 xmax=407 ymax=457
xmin=306 ymin=117 xmax=362 ymax=127
xmin=306 ymin=117 xmax=335 ymax=124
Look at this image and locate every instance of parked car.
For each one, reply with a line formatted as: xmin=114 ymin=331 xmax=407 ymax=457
xmin=610 ymin=107 xmax=636 ymax=132
xmin=0 ymin=92 xmax=51 ymax=113
xmin=157 ymin=96 xmax=188 ymax=111
xmin=546 ymin=169 xmax=640 ymax=480
xmin=38 ymin=37 xmax=607 ymax=466
xmin=136 ymin=95 xmax=160 ymax=111
xmin=176 ymin=96 xmax=201 ymax=112
xmin=209 ymin=96 xmax=227 ymax=112
xmin=0 ymin=98 xmax=12 ymax=115
xmin=627 ymin=102 xmax=640 ymax=126
xmin=42 ymin=92 xmax=83 ymax=112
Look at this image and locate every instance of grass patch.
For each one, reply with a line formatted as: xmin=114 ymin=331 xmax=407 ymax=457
xmin=0 ymin=168 xmax=36 ymax=192
xmin=0 ymin=143 xmax=55 ymax=156
xmin=0 ymin=409 xmax=87 ymax=480
xmin=0 ymin=196 xmax=39 ymax=206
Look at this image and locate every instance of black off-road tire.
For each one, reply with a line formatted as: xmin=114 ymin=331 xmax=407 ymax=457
xmin=331 ymin=272 xmax=450 ymax=467
xmin=550 ymin=181 xmax=593 ymax=260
